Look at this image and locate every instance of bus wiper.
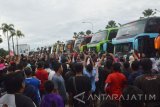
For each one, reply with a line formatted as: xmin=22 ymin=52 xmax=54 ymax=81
xmin=121 ymin=34 xmax=130 ymax=36
xmin=92 ymin=40 xmax=99 ymax=43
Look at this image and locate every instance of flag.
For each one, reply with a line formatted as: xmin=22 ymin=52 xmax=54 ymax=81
xmin=10 ymin=51 xmax=14 ymax=56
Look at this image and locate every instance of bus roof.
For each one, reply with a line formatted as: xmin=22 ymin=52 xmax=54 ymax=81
xmin=78 ymin=35 xmax=92 ymax=38
xmin=122 ymin=17 xmax=160 ymax=26
xmin=66 ymin=39 xmax=74 ymax=42
xmin=84 ymin=35 xmax=92 ymax=38
xmin=94 ymin=27 xmax=119 ymax=34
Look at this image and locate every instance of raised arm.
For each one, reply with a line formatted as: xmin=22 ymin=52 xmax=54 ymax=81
xmin=83 ymin=53 xmax=88 ymax=67
xmin=98 ymin=54 xmax=106 ymax=67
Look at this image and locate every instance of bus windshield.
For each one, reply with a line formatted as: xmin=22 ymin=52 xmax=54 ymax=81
xmin=108 ymin=29 xmax=118 ymax=40
xmin=81 ymin=36 xmax=92 ymax=45
xmin=74 ymin=37 xmax=83 ymax=48
xmin=145 ymin=18 xmax=160 ymax=33
xmin=65 ymin=40 xmax=74 ymax=45
xmin=116 ymin=19 xmax=146 ymax=39
xmin=115 ymin=43 xmax=133 ymax=55
xmin=75 ymin=37 xmax=84 ymax=44
xmin=91 ymin=31 xmax=107 ymax=43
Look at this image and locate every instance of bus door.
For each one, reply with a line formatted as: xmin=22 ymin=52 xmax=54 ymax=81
xmin=135 ymin=36 xmax=155 ymax=57
xmin=103 ymin=43 xmax=107 ymax=52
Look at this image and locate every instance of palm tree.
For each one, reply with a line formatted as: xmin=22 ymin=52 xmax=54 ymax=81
xmin=74 ymin=32 xmax=77 ymax=36
xmin=9 ymin=30 xmax=16 ymax=53
xmin=16 ymin=30 xmax=24 ymax=55
xmin=1 ymin=23 xmax=14 ymax=52
xmin=98 ymin=29 xmax=102 ymax=32
xmin=105 ymin=20 xmax=118 ymax=29
xmin=79 ymin=31 xmax=85 ymax=35
xmin=73 ymin=32 xmax=79 ymax=40
xmin=0 ymin=35 xmax=3 ymax=43
xmin=142 ymin=9 xmax=156 ymax=17
xmin=57 ymin=40 xmax=61 ymax=43
xmin=86 ymin=30 xmax=92 ymax=35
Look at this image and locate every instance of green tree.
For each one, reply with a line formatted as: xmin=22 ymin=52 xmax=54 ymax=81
xmin=78 ymin=31 xmax=85 ymax=35
xmin=105 ymin=20 xmax=118 ymax=29
xmin=142 ymin=8 xmax=156 ymax=17
xmin=37 ymin=47 xmax=40 ymax=51
xmin=1 ymin=23 xmax=14 ymax=52
xmin=16 ymin=30 xmax=24 ymax=54
xmin=74 ymin=32 xmax=77 ymax=36
xmin=57 ymin=40 xmax=62 ymax=44
xmin=86 ymin=30 xmax=92 ymax=35
xmin=0 ymin=48 xmax=8 ymax=57
xmin=98 ymin=29 xmax=102 ymax=32
xmin=73 ymin=32 xmax=79 ymax=39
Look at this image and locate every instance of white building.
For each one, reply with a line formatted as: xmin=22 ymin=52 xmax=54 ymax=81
xmin=15 ymin=44 xmax=30 ymax=55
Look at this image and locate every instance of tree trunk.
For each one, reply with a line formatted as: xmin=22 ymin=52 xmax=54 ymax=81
xmin=12 ymin=36 xmax=15 ymax=54
xmin=16 ymin=36 xmax=19 ymax=55
xmin=7 ymin=31 xmax=10 ymax=53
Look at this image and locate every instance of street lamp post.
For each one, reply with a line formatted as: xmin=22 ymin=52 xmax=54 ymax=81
xmin=82 ymin=22 xmax=94 ymax=33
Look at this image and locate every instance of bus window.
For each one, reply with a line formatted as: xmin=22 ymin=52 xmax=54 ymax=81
xmin=116 ymin=20 xmax=146 ymax=39
xmin=108 ymin=29 xmax=118 ymax=40
xmin=85 ymin=37 xmax=92 ymax=43
xmin=138 ymin=37 xmax=156 ymax=57
xmin=81 ymin=37 xmax=92 ymax=45
xmin=90 ymin=31 xmax=107 ymax=43
xmin=145 ymin=18 xmax=160 ymax=33
xmin=115 ymin=43 xmax=132 ymax=55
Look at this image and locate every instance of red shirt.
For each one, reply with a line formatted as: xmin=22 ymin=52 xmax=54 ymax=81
xmin=105 ymin=71 xmax=127 ymax=99
xmin=35 ymin=68 xmax=48 ymax=91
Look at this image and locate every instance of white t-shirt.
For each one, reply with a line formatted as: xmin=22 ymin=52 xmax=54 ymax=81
xmin=0 ymin=94 xmax=36 ymax=107
xmin=48 ymin=71 xmax=55 ymax=80
xmin=0 ymin=94 xmax=16 ymax=107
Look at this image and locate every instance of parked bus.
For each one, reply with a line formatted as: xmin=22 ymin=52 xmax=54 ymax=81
xmin=65 ymin=40 xmax=75 ymax=53
xmin=80 ymin=35 xmax=92 ymax=52
xmin=87 ymin=28 xmax=118 ymax=53
xmin=112 ymin=17 xmax=160 ymax=58
xmin=74 ymin=36 xmax=84 ymax=52
xmin=74 ymin=35 xmax=92 ymax=52
xmin=52 ymin=42 xmax=64 ymax=53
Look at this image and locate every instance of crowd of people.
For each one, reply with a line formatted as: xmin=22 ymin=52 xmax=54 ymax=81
xmin=0 ymin=50 xmax=160 ymax=107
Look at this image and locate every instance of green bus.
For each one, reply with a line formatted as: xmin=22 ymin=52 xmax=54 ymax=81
xmin=80 ymin=36 xmax=92 ymax=52
xmin=64 ymin=40 xmax=75 ymax=53
xmin=87 ymin=28 xmax=118 ymax=53
xmin=74 ymin=36 xmax=92 ymax=52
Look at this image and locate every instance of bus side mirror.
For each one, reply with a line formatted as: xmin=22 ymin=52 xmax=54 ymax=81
xmin=134 ymin=39 xmax=138 ymax=51
xmin=103 ymin=43 xmax=107 ymax=51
